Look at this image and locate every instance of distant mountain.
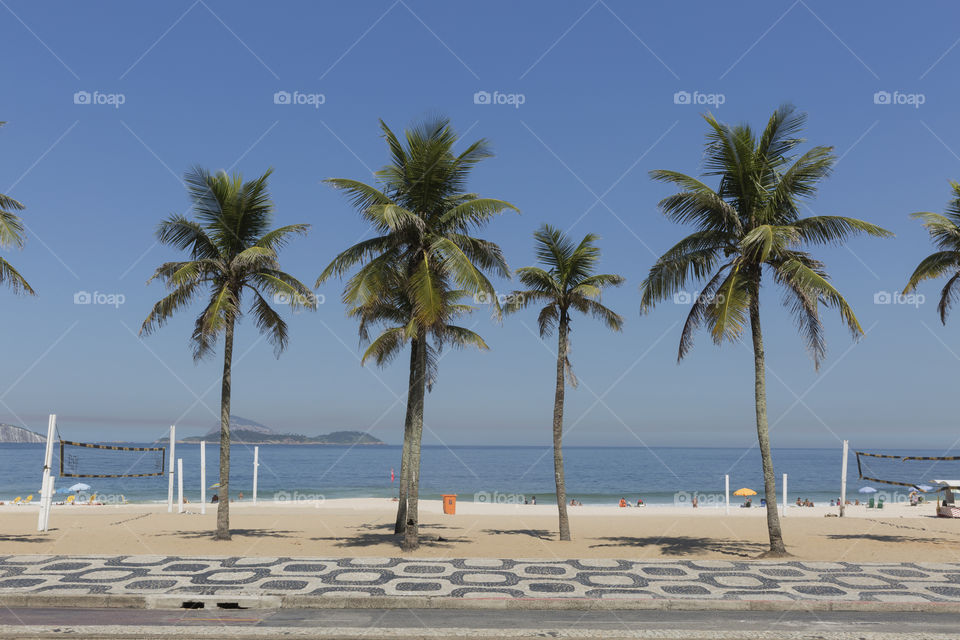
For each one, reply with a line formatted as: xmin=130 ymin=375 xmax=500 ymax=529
xmin=159 ymin=416 xmax=384 ymax=445
xmin=0 ymin=424 xmax=45 ymax=443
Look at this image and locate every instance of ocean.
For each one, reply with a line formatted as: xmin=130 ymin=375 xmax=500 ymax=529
xmin=0 ymin=443 xmax=941 ymax=507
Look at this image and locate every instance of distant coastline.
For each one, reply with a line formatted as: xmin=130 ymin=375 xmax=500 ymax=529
xmin=153 ymin=416 xmax=385 ymax=446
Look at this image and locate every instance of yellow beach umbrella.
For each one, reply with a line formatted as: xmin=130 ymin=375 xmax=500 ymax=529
xmin=733 ymin=488 xmax=757 ymax=497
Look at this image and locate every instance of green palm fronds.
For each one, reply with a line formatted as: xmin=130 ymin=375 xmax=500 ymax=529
xmin=904 ymin=181 xmax=960 ymax=324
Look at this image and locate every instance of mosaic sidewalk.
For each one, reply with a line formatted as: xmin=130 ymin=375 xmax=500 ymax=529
xmin=1 ymin=556 xmax=959 ymax=603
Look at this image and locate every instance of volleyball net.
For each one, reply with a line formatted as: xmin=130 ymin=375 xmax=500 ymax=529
xmin=855 ymin=450 xmax=960 ymax=491
xmin=59 ymin=440 xmax=166 ymax=478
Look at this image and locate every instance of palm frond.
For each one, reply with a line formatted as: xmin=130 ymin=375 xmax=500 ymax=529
xmin=0 ymin=255 xmax=35 ymax=295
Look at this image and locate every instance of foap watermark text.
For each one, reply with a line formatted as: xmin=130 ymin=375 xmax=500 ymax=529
xmin=473 ymin=91 xmax=525 ymax=109
xmin=273 ymin=91 xmax=326 ymax=109
xmin=73 ymin=91 xmax=125 ymax=109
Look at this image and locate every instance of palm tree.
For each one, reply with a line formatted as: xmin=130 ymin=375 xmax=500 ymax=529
xmin=904 ymin=181 xmax=960 ymax=322
xmin=0 ymin=122 xmax=35 ymax=296
xmin=639 ymin=105 xmax=891 ymax=556
xmin=318 ymin=117 xmax=517 ymax=551
xmin=141 ymin=167 xmax=315 ymax=540
xmin=505 ymin=225 xmax=623 ymax=541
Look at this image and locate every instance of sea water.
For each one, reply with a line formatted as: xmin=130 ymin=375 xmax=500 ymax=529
xmin=0 ymin=443 xmax=940 ymax=506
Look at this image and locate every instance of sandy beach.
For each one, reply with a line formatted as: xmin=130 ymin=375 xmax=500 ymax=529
xmin=1 ymin=498 xmax=955 ymax=561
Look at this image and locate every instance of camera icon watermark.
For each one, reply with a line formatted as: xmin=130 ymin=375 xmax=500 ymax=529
xmin=874 ymin=290 xmax=924 ymax=308
xmin=73 ymin=90 xmax=126 ymax=109
xmin=673 ymin=90 xmax=725 ymax=107
xmin=73 ymin=290 xmax=126 ymax=308
xmin=873 ymin=90 xmax=925 ymax=109
xmin=473 ymin=90 xmax=526 ymax=109
xmin=273 ymin=90 xmax=325 ymax=109
xmin=672 ymin=290 xmax=724 ymax=305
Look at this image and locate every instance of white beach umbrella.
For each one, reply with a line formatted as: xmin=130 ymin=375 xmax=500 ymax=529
xmin=858 ymin=486 xmax=877 ymax=494
xmin=68 ymin=482 xmax=91 ymax=492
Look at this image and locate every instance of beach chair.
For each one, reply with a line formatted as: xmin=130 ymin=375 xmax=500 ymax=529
xmin=12 ymin=497 xmax=21 ymax=505
xmin=66 ymin=495 xmax=75 ymax=505
xmin=878 ymin=497 xmax=885 ymax=509
xmin=867 ymin=497 xmax=875 ymax=508
xmin=23 ymin=495 xmax=33 ymax=505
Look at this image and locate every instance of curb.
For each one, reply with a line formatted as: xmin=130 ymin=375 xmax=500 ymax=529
xmin=2 ymin=592 xmax=960 ymax=613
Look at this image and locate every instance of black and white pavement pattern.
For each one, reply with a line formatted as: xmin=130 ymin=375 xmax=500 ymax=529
xmin=1 ymin=555 xmax=959 ymax=603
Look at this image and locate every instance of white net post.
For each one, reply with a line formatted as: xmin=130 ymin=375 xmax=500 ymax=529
xmin=840 ymin=440 xmax=849 ymax=517
xmin=253 ymin=446 xmax=259 ymax=505
xmin=37 ymin=414 xmax=56 ymax=532
xmin=177 ymin=458 xmax=184 ymax=514
xmin=200 ymin=441 xmax=206 ymax=515
xmin=725 ymin=474 xmax=730 ymax=515
xmin=42 ymin=476 xmax=54 ymax=531
xmin=167 ymin=425 xmax=175 ymax=513
xmin=782 ymin=473 xmax=787 ymax=518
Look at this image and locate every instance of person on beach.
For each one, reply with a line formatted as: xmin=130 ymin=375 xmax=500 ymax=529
xmin=636 ymin=498 xmax=645 ymax=507
xmin=211 ymin=494 xmax=218 ymax=503
xmin=531 ymin=496 xmax=536 ymax=505
xmin=238 ymin=492 xmax=243 ymax=501
xmin=618 ymin=497 xmax=627 ymax=508
xmin=692 ymin=495 xmax=698 ymax=508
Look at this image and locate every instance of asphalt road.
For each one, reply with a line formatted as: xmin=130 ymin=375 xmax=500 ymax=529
xmin=0 ymin=608 xmax=957 ymax=638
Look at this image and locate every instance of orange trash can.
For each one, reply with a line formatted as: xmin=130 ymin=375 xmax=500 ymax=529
xmin=442 ymin=494 xmax=457 ymax=515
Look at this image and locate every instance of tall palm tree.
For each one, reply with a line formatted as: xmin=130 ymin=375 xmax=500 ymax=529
xmin=318 ymin=117 xmax=517 ymax=551
xmin=639 ymin=105 xmax=891 ymax=556
xmin=141 ymin=167 xmax=315 ymax=540
xmin=0 ymin=122 xmax=35 ymax=296
xmin=904 ymin=181 xmax=960 ymax=322
xmin=505 ymin=225 xmax=623 ymax=541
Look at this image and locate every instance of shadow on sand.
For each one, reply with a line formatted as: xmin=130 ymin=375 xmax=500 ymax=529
xmin=825 ymin=533 xmax=936 ymax=544
xmin=483 ymin=528 xmax=553 ymax=541
xmin=173 ymin=528 xmax=300 ymax=540
xmin=589 ymin=536 xmax=765 ymax=558
xmin=311 ymin=522 xmax=468 ymax=550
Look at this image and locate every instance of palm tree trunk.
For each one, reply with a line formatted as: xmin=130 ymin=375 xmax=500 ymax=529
xmin=394 ymin=339 xmax=418 ymax=535
xmin=214 ymin=315 xmax=234 ymax=541
xmin=553 ymin=318 xmax=571 ymax=541
xmin=749 ymin=289 xmax=787 ymax=556
xmin=402 ymin=333 xmax=427 ymax=551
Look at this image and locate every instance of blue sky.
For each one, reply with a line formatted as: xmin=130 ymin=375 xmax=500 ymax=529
xmin=1 ymin=1 xmax=959 ymax=449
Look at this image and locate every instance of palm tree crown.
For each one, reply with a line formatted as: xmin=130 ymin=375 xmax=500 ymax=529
xmin=141 ymin=167 xmax=315 ymax=355
xmin=506 ymin=224 xmax=624 ymax=381
xmin=904 ymin=181 xmax=960 ymax=323
xmin=640 ymin=105 xmax=891 ymax=368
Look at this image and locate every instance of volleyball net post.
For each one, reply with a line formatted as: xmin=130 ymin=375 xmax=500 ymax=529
xmin=167 ymin=425 xmax=175 ymax=513
xmin=37 ymin=414 xmax=56 ymax=532
xmin=200 ymin=440 xmax=206 ymax=515
xmin=840 ymin=440 xmax=849 ymax=517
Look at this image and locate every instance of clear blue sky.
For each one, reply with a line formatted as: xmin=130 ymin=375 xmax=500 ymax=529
xmin=1 ymin=1 xmax=959 ymax=449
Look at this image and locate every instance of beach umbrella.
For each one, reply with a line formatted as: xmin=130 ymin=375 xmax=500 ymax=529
xmin=858 ymin=486 xmax=877 ymax=494
xmin=209 ymin=483 xmax=221 ymax=489
xmin=733 ymin=488 xmax=757 ymax=496
xmin=917 ymin=485 xmax=934 ymax=492
xmin=68 ymin=483 xmax=90 ymax=492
